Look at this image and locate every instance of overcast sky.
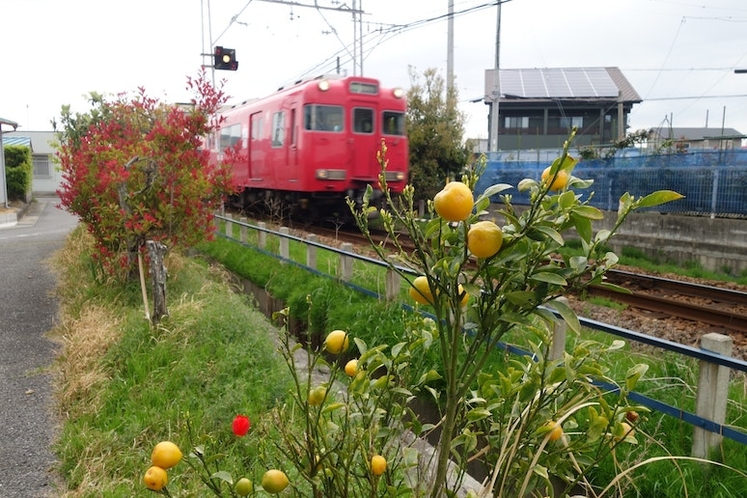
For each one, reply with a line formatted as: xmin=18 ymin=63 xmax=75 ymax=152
xmin=2 ymin=0 xmax=747 ymax=142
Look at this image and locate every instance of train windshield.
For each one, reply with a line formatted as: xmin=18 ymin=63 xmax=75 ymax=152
xmin=382 ymin=111 xmax=405 ymax=136
xmin=353 ymin=108 xmax=374 ymax=134
xmin=304 ymin=105 xmax=344 ymax=132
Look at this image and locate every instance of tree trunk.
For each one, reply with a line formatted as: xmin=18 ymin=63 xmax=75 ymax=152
xmin=147 ymin=240 xmax=168 ymax=323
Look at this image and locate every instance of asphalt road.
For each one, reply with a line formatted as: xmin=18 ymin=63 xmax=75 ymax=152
xmin=0 ymin=198 xmax=79 ymax=497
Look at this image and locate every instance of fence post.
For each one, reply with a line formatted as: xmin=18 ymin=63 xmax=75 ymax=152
xmin=239 ymin=217 xmax=247 ymax=244
xmin=279 ymin=227 xmax=289 ymax=262
xmin=224 ymin=213 xmax=233 ymax=237
xmin=385 ymin=268 xmax=401 ymax=302
xmin=257 ymin=222 xmax=267 ymax=249
xmin=307 ymin=234 xmax=318 ymax=270
xmin=549 ymin=298 xmax=568 ymax=362
xmin=692 ymin=332 xmax=733 ymax=459
xmin=340 ymin=242 xmax=353 ymax=282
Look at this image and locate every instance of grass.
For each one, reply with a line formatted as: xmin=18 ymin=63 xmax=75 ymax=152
xmin=48 ymin=223 xmax=747 ymax=496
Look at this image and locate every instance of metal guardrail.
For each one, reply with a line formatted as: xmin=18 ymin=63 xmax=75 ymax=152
xmin=215 ymin=214 xmax=747 ymax=447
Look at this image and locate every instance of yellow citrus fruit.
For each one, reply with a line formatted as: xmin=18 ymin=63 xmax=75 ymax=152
xmin=545 ymin=421 xmax=563 ymax=442
xmin=324 ymin=329 xmax=350 ymax=354
xmin=143 ymin=465 xmax=168 ymax=491
xmin=409 ymin=276 xmax=434 ymax=305
xmin=261 ymin=469 xmax=290 ymax=494
xmin=458 ymin=284 xmax=469 ymax=307
xmin=344 ymin=359 xmax=359 ymax=377
xmin=370 ymin=454 xmax=387 ymax=476
xmin=308 ymin=385 xmax=326 ymax=406
xmin=151 ymin=441 xmax=182 ymax=470
xmin=615 ymin=421 xmax=635 ymax=441
xmin=235 ymin=477 xmax=254 ymax=496
xmin=467 ymin=221 xmax=504 ymax=259
xmin=541 ymin=166 xmax=570 ymax=191
xmin=433 ymin=181 xmax=474 ymax=222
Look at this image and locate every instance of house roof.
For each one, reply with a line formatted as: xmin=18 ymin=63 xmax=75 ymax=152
xmin=652 ymin=127 xmax=745 ymax=141
xmin=484 ymin=67 xmax=641 ymax=103
xmin=4 ymin=131 xmax=57 ymax=154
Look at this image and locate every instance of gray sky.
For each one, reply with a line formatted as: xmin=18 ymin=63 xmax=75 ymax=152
xmin=2 ymin=0 xmax=747 ymax=142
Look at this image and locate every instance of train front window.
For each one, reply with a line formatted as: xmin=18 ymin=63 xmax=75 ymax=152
xmin=220 ymin=123 xmax=242 ymax=152
xmin=353 ymin=108 xmax=374 ymax=134
xmin=382 ymin=111 xmax=405 ymax=136
xmin=304 ymin=105 xmax=343 ymax=132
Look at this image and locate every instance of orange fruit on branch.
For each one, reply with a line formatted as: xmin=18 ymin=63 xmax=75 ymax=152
xmin=151 ymin=441 xmax=182 ymax=469
xmin=434 ymin=181 xmax=474 ymax=222
xmin=467 ymin=221 xmax=503 ymax=259
xmin=143 ymin=465 xmax=168 ymax=491
xmin=541 ymin=166 xmax=570 ymax=191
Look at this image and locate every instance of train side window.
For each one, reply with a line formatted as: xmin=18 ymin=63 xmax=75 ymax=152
xmin=304 ymin=104 xmax=343 ymax=132
xmin=382 ymin=111 xmax=405 ymax=136
xmin=250 ymin=113 xmax=263 ymax=141
xmin=220 ymin=123 xmax=242 ymax=152
xmin=271 ymin=111 xmax=285 ymax=147
xmin=353 ymin=107 xmax=374 ymax=134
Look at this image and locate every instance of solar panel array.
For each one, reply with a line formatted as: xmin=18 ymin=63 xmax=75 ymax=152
xmin=500 ymin=68 xmax=620 ymax=99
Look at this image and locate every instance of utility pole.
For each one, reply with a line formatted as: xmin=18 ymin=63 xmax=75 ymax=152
xmin=488 ymin=1 xmax=510 ymax=152
xmin=447 ymin=0 xmax=454 ymax=90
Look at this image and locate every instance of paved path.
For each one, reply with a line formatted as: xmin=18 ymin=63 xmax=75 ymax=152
xmin=0 ymin=198 xmax=78 ymax=497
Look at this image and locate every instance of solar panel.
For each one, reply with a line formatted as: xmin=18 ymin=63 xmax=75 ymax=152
xmin=499 ymin=68 xmax=619 ymax=99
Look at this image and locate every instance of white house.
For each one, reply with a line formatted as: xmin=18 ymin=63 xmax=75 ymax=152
xmin=3 ymin=130 xmax=62 ymax=195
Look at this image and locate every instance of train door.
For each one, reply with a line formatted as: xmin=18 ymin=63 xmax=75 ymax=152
xmin=350 ymin=105 xmax=378 ymax=182
xmin=248 ymin=111 xmax=263 ymax=182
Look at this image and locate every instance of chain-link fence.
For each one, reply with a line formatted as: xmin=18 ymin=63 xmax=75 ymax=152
xmin=476 ymin=149 xmax=747 ymax=217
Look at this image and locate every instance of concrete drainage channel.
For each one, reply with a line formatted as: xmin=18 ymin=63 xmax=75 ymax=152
xmin=236 ymin=277 xmax=485 ymax=497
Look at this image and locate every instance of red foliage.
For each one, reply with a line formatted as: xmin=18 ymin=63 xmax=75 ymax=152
xmin=56 ymin=71 xmax=235 ymax=278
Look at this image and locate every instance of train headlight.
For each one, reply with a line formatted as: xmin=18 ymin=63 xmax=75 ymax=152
xmin=316 ymin=169 xmax=329 ymax=179
xmin=392 ymin=87 xmax=405 ymax=99
xmin=318 ymin=80 xmax=331 ymax=92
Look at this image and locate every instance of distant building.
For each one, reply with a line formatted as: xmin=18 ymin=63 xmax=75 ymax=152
xmin=3 ymin=130 xmax=60 ymax=195
xmin=647 ymin=127 xmax=745 ymax=151
xmin=483 ymin=67 xmax=641 ymax=151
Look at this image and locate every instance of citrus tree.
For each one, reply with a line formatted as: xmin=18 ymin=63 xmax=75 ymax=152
xmin=55 ymin=71 xmax=234 ymax=280
xmin=344 ymin=131 xmax=684 ymax=496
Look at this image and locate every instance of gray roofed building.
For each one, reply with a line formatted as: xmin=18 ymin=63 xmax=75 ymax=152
xmin=483 ymin=67 xmax=641 ymax=151
xmin=648 ymin=126 xmax=745 ymax=151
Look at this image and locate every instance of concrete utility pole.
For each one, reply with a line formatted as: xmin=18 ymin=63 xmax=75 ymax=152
xmin=488 ymin=2 xmax=503 ymax=152
xmin=447 ymin=0 xmax=454 ymax=90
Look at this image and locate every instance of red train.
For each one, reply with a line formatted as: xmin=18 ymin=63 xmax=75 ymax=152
xmin=206 ymin=75 xmax=409 ymax=218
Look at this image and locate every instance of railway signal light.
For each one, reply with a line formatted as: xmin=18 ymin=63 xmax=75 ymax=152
xmin=214 ymin=46 xmax=238 ymax=71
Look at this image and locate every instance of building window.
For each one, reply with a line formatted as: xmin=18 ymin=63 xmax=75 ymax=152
xmin=504 ymin=116 xmax=529 ymax=129
xmin=33 ymin=155 xmax=51 ymax=178
xmin=560 ymin=116 xmax=583 ymax=129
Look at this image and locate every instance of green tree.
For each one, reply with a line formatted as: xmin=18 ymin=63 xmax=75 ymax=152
xmin=406 ymin=67 xmax=470 ymax=201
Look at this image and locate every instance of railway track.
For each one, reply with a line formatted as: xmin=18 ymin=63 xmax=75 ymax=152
xmin=306 ymin=223 xmax=747 ymax=335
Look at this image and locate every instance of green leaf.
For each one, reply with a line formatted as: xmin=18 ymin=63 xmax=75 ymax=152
xmin=596 ymin=282 xmax=632 ymax=294
xmin=573 ymin=204 xmax=605 ymax=220
xmin=546 ymin=297 xmax=580 ymax=334
xmin=532 ymin=225 xmax=565 ymax=245
xmin=626 ymin=363 xmax=649 ymax=391
xmin=636 ymin=190 xmax=684 ymax=209
xmin=210 ymin=471 xmax=234 ymax=484
xmin=479 ymin=183 xmax=513 ymax=200
xmin=529 ymin=272 xmax=568 ymax=286
xmin=505 ymin=290 xmax=535 ymax=305
xmin=558 ymin=190 xmax=576 ymax=209
xmin=533 ymin=464 xmax=549 ymax=479
xmin=466 ymin=408 xmax=492 ymax=422
xmin=571 ymin=213 xmax=592 ymax=242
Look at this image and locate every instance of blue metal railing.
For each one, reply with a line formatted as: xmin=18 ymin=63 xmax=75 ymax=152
xmin=215 ymin=215 xmax=747 ymax=446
